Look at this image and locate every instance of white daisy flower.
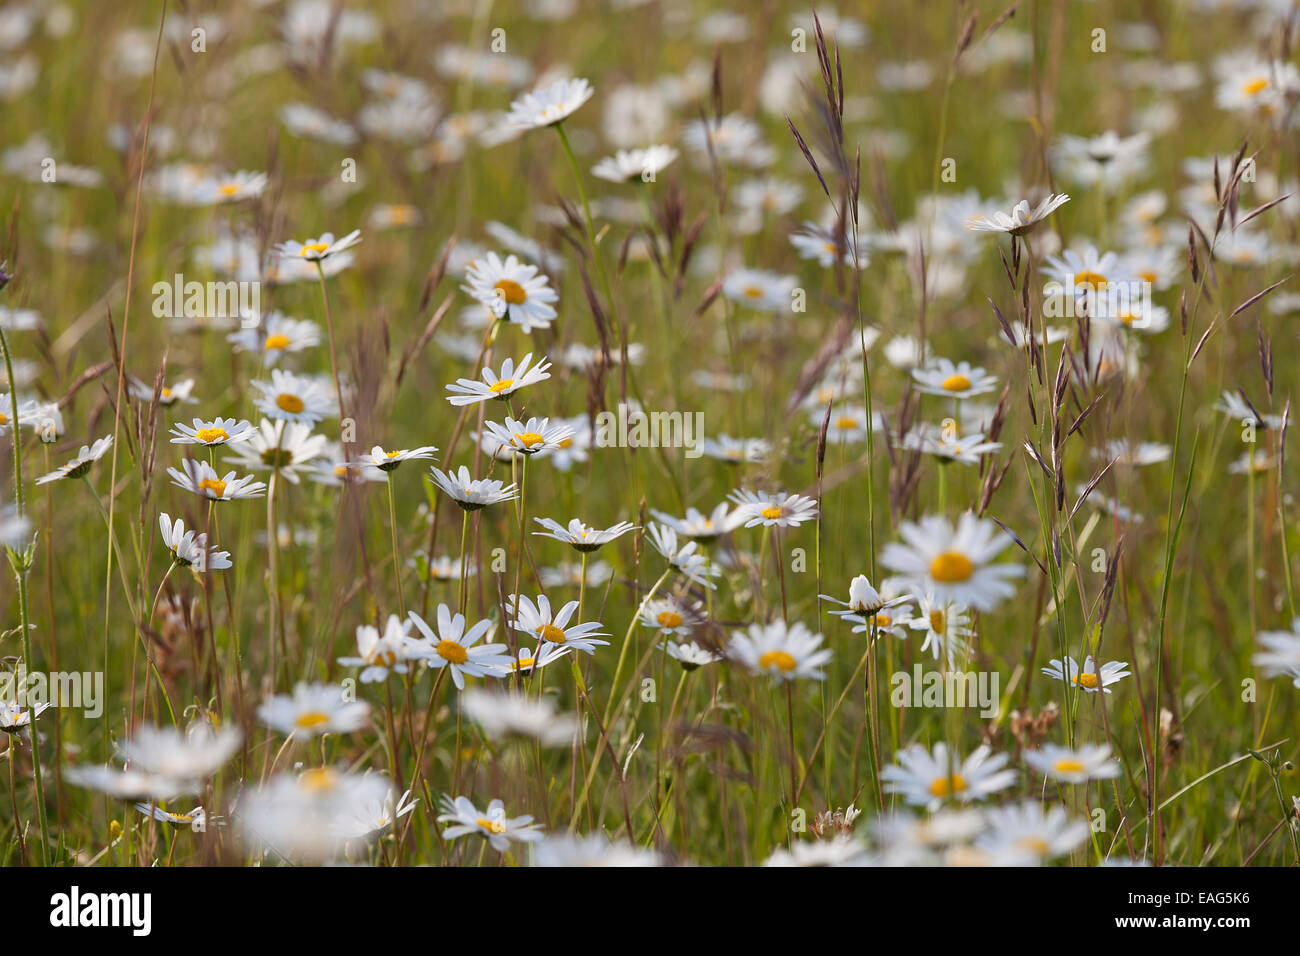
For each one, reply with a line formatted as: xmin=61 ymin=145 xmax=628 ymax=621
xmin=879 ymin=513 xmax=1024 ymax=612
xmin=134 ymin=804 xmax=213 ymax=829
xmin=128 ymin=377 xmax=197 ymax=406
xmin=911 ymin=358 xmax=999 ymax=399
xmin=1024 ymin=743 xmax=1120 ymax=784
xmin=224 ymin=419 xmax=329 ymax=484
xmin=158 ymin=513 xmax=232 ymax=571
xmin=462 ymin=252 xmax=559 ymax=332
xmin=506 ymin=77 xmax=593 ymax=128
xmin=530 ymin=833 xmax=661 ymax=866
xmin=639 ymin=595 xmax=706 ymax=636
xmin=428 ymin=465 xmax=518 ymax=511
xmin=907 ymin=595 xmax=973 ymax=667
xmin=591 ymin=145 xmax=679 ymax=183
xmin=1041 ymin=655 xmax=1131 ymax=694
xmin=727 ymin=621 xmax=831 ymax=682
xmin=64 ymin=765 xmax=195 ymax=802
xmin=535 ymin=414 xmax=591 ymax=471
xmin=360 ymin=444 xmax=439 ymax=472
xmin=331 ymin=787 xmax=418 ymax=842
xmin=646 ymin=523 xmax=721 ymax=589
xmin=34 ymin=434 xmax=113 ymax=484
xmin=648 ymin=503 xmax=743 ymax=541
xmin=406 ymin=604 xmax=512 ymax=690
xmin=237 ymin=767 xmax=389 ymax=863
xmin=459 ymin=689 xmax=579 ymax=746
xmin=490 ymin=642 xmax=573 ymax=677
xmin=722 ymin=268 xmax=797 ymax=312
xmin=250 ymin=369 xmax=337 ymax=425
xmin=1253 ymin=620 xmax=1300 ymax=686
xmin=227 ymin=312 xmax=321 ymax=362
xmin=337 ymin=614 xmax=417 ymax=683
xmin=538 ymin=559 xmax=613 ymax=590
xmin=169 ymin=417 xmax=256 ymax=447
xmin=763 ymin=836 xmax=871 ymax=867
xmin=507 ymin=593 xmax=610 ymax=656
xmin=438 ymin=795 xmax=545 ymax=851
xmin=699 ymin=433 xmax=769 ymax=464
xmin=445 ymin=352 xmax=552 ymax=406
xmin=532 ymin=516 xmax=638 ymax=552
xmin=661 ymin=639 xmax=725 ymax=670
xmin=167 ymin=459 xmax=267 ymax=501
xmin=483 ymin=416 xmax=574 ymax=456
xmin=258 ymin=683 xmax=370 ymax=739
xmin=0 ymin=700 xmax=49 ymax=734
xmin=118 ymin=722 xmax=242 ymax=781
xmin=881 ymin=743 xmax=1017 ymax=809
xmin=965 ymin=193 xmax=1070 ymax=235
xmin=728 ymin=489 xmax=819 ymax=528
xmin=274 ymin=228 xmax=362 ymax=262
xmin=976 ymin=801 xmax=1090 ymax=863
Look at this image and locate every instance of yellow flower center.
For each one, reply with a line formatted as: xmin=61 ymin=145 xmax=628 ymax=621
xmin=493 ymin=279 xmax=527 ymax=305
xmin=536 ymin=624 xmax=567 ymax=644
xmin=1017 ymin=836 xmax=1050 ymax=855
xmin=161 ymin=387 xmax=173 ymax=398
xmin=656 ymin=611 xmax=683 ymax=628
xmin=300 ymin=767 xmax=337 ymax=791
xmin=929 ymin=609 xmax=946 ymax=632
xmin=219 ymin=183 xmax=240 ymax=196
xmin=1074 ymin=270 xmax=1108 ymax=290
xmin=929 ymin=551 xmax=975 ymax=583
xmin=385 ymin=450 xmax=403 ymax=458
xmin=368 ymin=648 xmax=397 ymax=666
xmin=760 ymin=505 xmax=784 ymax=520
xmin=194 ymin=427 xmax=228 ymax=443
xmin=758 ymin=650 xmax=797 ymax=672
xmin=197 ymin=478 xmax=227 ymax=498
xmin=301 ymin=242 xmax=330 ymax=256
xmin=941 ymin=374 xmax=971 ymax=392
xmin=1244 ymin=77 xmax=1269 ymax=95
xmin=436 ymin=640 xmax=468 ymax=664
xmin=0 ymin=413 xmax=7 ymax=425
xmin=835 ymin=416 xmax=859 ymax=430
xmin=477 ymin=817 xmax=507 ymax=834
xmin=1054 ymin=759 xmax=1085 ymax=774
xmin=1074 ymin=672 xmax=1099 ymax=689
xmin=276 ymin=393 xmax=305 ymax=414
xmin=264 ymin=333 xmax=291 ymax=350
xmin=488 ymin=378 xmax=515 ymax=394
xmin=929 ymin=774 xmax=967 ymax=798
xmin=294 ymin=711 xmax=330 ymax=729
xmin=557 ymin=437 xmax=573 ymax=449
xmin=873 ymin=613 xmax=892 ymax=628
xmin=512 ymin=656 xmax=535 ymax=671
xmin=515 ymin=431 xmax=544 ymax=449
xmin=744 ymin=287 xmax=763 ymax=298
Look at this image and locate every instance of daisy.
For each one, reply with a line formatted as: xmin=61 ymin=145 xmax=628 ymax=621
xmin=360 ymin=444 xmax=439 ymax=472
xmin=639 ymin=595 xmax=706 ymax=636
xmin=536 ymin=414 xmax=592 ymax=471
xmin=965 ymin=193 xmax=1070 ymax=235
xmin=879 ymin=513 xmax=1024 ymax=612
xmin=168 ymin=459 xmax=267 ymax=501
xmin=881 ymin=743 xmax=1017 ymax=809
xmin=1041 ymin=655 xmax=1131 ymax=694
xmin=976 ymin=802 xmax=1090 ymax=863
xmin=846 ymin=580 xmax=917 ymax=640
xmin=237 ymin=768 xmax=390 ymax=863
xmin=34 ymin=434 xmax=113 ymax=484
xmin=274 ymin=229 xmax=362 ymax=262
xmin=1253 ymin=620 xmax=1300 ymax=686
xmin=250 ymin=369 xmax=337 ymax=425
xmin=134 ymin=804 xmax=212 ymax=829
xmin=728 ymin=621 xmax=831 ymax=682
xmin=128 ymin=377 xmax=196 ymax=406
xmin=661 ymin=639 xmax=725 ymax=670
xmin=158 ymin=513 xmax=232 ymax=571
xmin=428 ymin=465 xmax=518 ymax=511
xmin=728 ymin=489 xmax=819 ymax=528
xmin=1229 ymin=450 xmax=1276 ymax=475
xmin=1216 ymin=390 xmax=1286 ymax=431
xmin=907 ymin=595 xmax=973 ymax=667
xmin=682 ymin=113 xmax=774 ymax=168
xmin=819 ymin=574 xmax=890 ymax=618
xmin=646 ymin=523 xmax=721 ymax=589
xmin=648 ymin=503 xmax=742 ymax=541
xmin=1099 ymin=438 xmax=1170 ymax=466
xmin=337 ymin=614 xmax=417 ymax=683
xmin=490 ymin=643 xmax=573 ymax=677
xmin=258 ymin=683 xmax=370 ymax=739
xmin=118 ymin=723 xmax=242 ymax=781
xmin=170 ymin=417 xmax=256 ymax=447
xmin=506 ymin=77 xmax=593 ymax=129
xmin=225 ymin=419 xmax=328 ymax=483
xmin=438 ymin=795 xmax=545 ymax=851
xmin=0 ymin=700 xmax=49 ymax=734
xmin=538 ymin=559 xmax=613 ymax=590
xmin=483 ymin=416 xmax=574 ymax=456
xmin=699 ymin=434 xmax=769 ymax=464
xmin=193 ymin=170 xmax=268 ymax=204
xmin=532 ymin=517 xmax=638 ymax=552
xmin=819 ymin=404 xmax=880 ymax=445
xmin=918 ymin=428 xmax=1003 ymax=466
xmin=508 ymin=593 xmax=610 ymax=656
xmin=531 ymin=833 xmax=661 ymax=866
xmin=911 ymin=358 xmax=998 ymax=400
xmin=227 ymin=312 xmax=321 ymax=362
xmin=762 ymin=837 xmax=871 ymax=867
xmin=1024 ymin=743 xmax=1120 ymax=784
xmin=591 ymin=145 xmax=679 ymax=183
xmin=407 ymin=605 xmax=512 ymax=690
xmin=722 ymin=268 xmax=796 ymax=312
xmin=332 ymin=787 xmax=419 ymax=842
xmin=64 ymin=766 xmax=194 ymax=802
xmin=412 ymin=553 xmax=474 ymax=583
xmin=445 ymin=352 xmax=552 ymax=406
xmin=789 ymin=222 xmax=870 ymax=268
xmin=462 ymin=253 xmax=559 ymax=332
xmin=459 ymin=689 xmax=579 ymax=746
